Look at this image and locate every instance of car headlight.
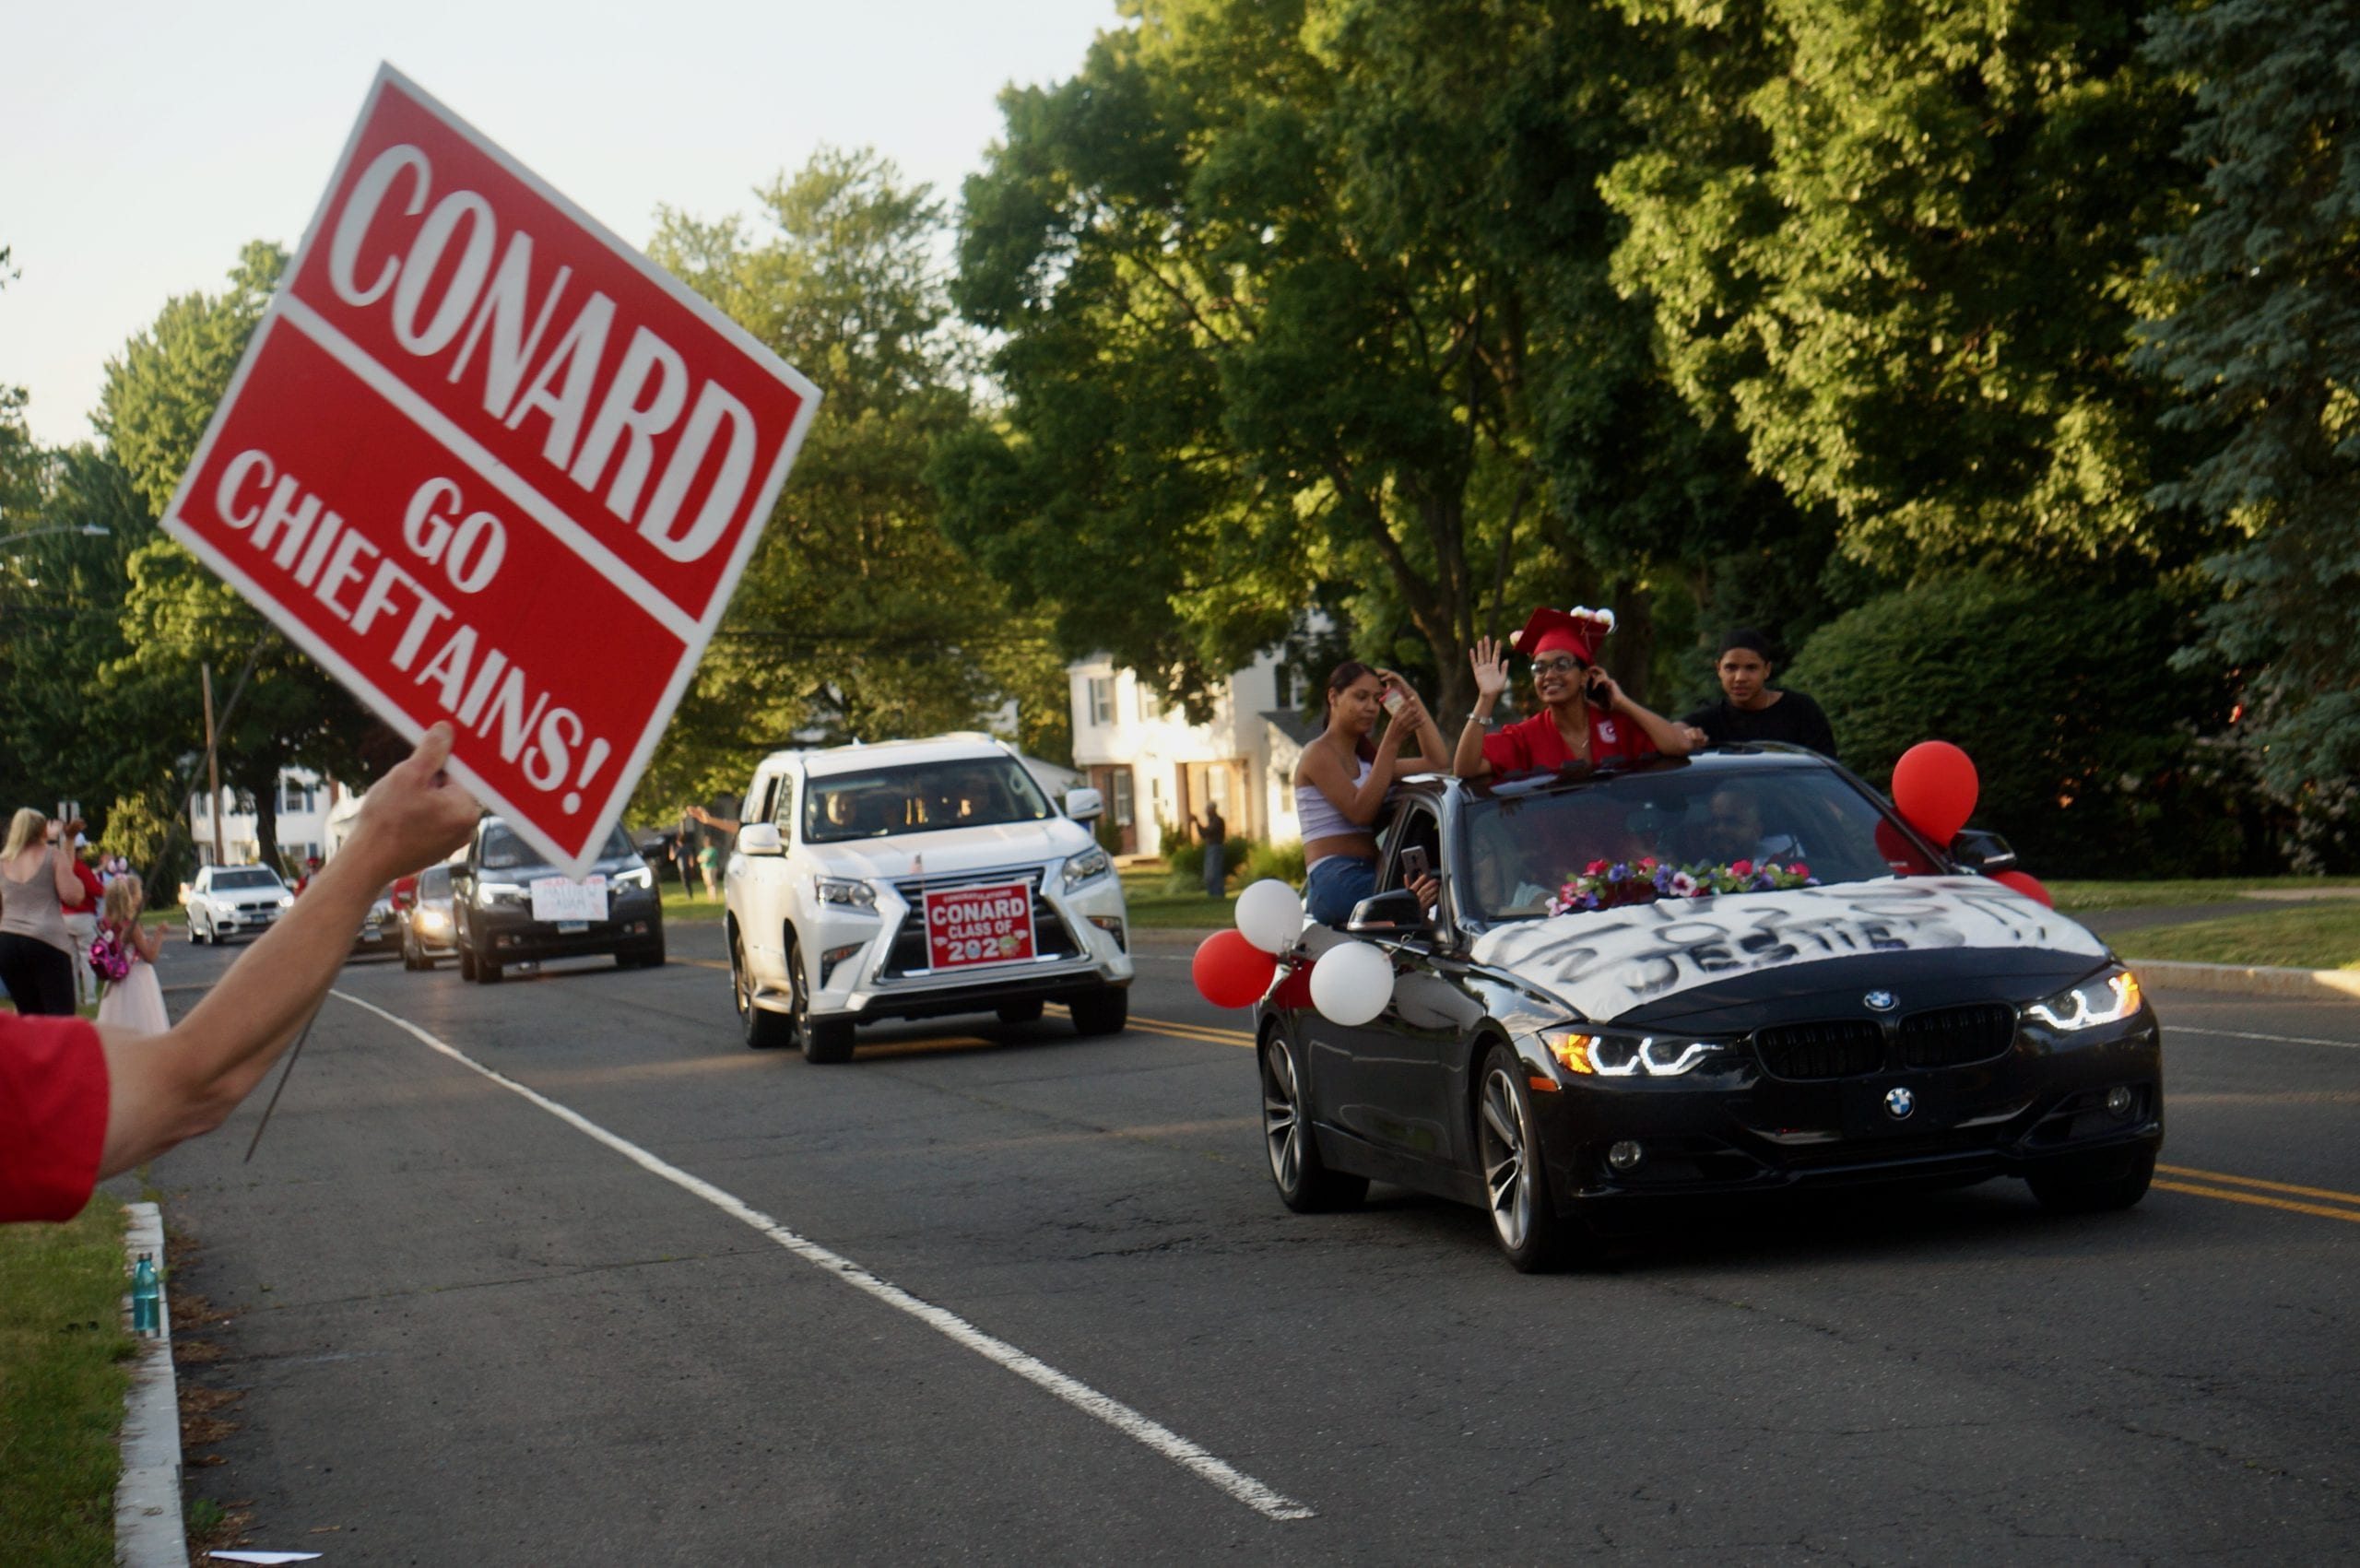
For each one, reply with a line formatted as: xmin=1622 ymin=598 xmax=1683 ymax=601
xmin=1541 ymin=1029 xmax=1733 ymax=1078
xmin=815 ymin=877 xmax=878 ymax=911
xmin=278 ymin=894 xmax=295 ymax=909
xmin=478 ymin=880 xmax=526 ymax=904
xmin=612 ymin=867 xmax=654 ymax=890
xmin=2025 ymin=966 xmax=2143 ymax=1032
xmin=1062 ymin=845 xmax=1112 ymax=890
xmin=418 ymin=909 xmax=449 ymax=932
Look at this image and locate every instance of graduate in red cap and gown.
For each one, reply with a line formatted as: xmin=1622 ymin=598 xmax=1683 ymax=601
xmin=1451 ymin=606 xmax=1693 ymax=780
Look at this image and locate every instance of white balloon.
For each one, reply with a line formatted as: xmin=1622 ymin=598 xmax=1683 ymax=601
xmin=1310 ymin=940 xmax=1395 ymax=1028
xmin=1233 ymin=878 xmax=1305 ymax=954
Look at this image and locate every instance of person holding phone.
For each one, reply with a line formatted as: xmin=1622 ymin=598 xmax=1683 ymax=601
xmin=1452 ymin=606 xmax=1693 ymax=781
xmin=1296 ymin=660 xmax=1447 ymax=925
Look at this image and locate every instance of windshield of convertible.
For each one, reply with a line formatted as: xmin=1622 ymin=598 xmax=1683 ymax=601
xmin=1457 ymin=762 xmax=1935 ymax=923
xmin=804 ymin=758 xmax=1054 ymax=843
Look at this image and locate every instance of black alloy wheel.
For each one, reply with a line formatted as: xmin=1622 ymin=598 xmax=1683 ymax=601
xmin=1476 ymin=1043 xmax=1571 ymax=1272
xmin=1260 ymin=1031 xmax=1366 ymax=1213
xmin=2027 ymin=1146 xmax=2156 ymax=1214
xmin=734 ymin=925 xmax=793 ymax=1049
xmin=1068 ymin=986 xmax=1128 ymax=1037
xmin=788 ymin=935 xmax=855 ymax=1064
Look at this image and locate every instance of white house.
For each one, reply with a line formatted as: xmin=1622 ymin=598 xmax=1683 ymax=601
xmin=185 ymin=767 xmax=344 ymax=870
xmin=1068 ymin=650 xmax=1315 ymax=857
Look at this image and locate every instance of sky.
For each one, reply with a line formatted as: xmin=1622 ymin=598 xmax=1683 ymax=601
xmin=0 ymin=0 xmax=1118 ymax=451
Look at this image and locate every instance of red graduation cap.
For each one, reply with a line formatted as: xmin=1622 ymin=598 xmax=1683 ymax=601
xmin=1507 ymin=605 xmax=1616 ymax=664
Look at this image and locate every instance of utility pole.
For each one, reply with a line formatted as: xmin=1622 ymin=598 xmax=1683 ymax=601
xmin=202 ymin=662 xmax=224 ymax=867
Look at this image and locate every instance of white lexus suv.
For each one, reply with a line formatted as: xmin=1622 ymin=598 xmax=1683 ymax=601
xmin=722 ymin=736 xmax=1133 ymax=1062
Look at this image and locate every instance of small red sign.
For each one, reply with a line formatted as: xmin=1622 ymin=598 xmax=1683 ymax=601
xmin=924 ymin=883 xmax=1037 ymax=971
xmin=160 ymin=65 xmax=820 ymax=878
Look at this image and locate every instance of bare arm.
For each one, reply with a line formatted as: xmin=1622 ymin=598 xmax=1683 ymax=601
xmin=127 ymin=920 xmax=163 ymax=965
xmin=1300 ymin=725 xmax=1405 ymax=830
xmin=687 ymin=806 xmax=740 ymax=833
xmin=1588 ymin=671 xmax=1693 ymax=756
xmin=50 ymin=842 xmax=81 ymax=904
xmin=95 ymin=724 xmax=480 ymax=1179
xmin=1373 ymin=675 xmax=1448 ymax=783
xmin=1452 ymin=637 xmax=1509 ymax=780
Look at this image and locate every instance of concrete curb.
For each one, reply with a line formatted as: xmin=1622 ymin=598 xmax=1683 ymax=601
xmin=2130 ymin=959 xmax=2360 ymax=1002
xmin=115 ymin=1200 xmax=189 ymax=1568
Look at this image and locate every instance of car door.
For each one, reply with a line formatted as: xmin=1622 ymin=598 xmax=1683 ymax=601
xmin=741 ymin=768 xmax=796 ymax=989
xmin=1319 ymin=803 xmax=1469 ymax=1170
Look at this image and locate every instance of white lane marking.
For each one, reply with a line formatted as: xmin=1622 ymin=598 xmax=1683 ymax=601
xmin=329 ymin=990 xmax=1316 ymax=1523
xmin=2170 ymin=1026 xmax=2360 ymax=1052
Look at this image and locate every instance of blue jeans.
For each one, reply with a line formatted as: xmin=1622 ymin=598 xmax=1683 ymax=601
xmin=1304 ymin=855 xmax=1376 ymax=926
xmin=1204 ymin=843 xmax=1227 ymax=898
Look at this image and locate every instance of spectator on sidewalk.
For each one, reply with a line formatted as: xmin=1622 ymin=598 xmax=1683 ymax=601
xmin=1 ymin=723 xmax=481 ymax=1224
xmin=1679 ymin=630 xmax=1839 ymax=760
xmin=1197 ymin=802 xmax=1227 ymax=899
xmin=58 ymin=823 xmax=105 ymax=1008
xmin=0 ymin=810 xmax=87 ymax=1016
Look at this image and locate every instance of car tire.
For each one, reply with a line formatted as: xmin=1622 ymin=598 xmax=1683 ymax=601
xmin=457 ymin=933 xmax=478 ymax=982
xmin=734 ymin=927 xmax=793 ymax=1050
xmin=478 ymin=947 xmax=503 ymax=984
xmin=1260 ymin=1029 xmax=1366 ymax=1213
xmin=1068 ymin=986 xmax=1128 ymax=1037
xmin=789 ymin=936 xmax=855 ymax=1064
xmin=188 ymin=920 xmax=203 ymax=946
xmin=996 ymin=999 xmax=1044 ymax=1025
xmin=1475 ymin=1042 xmax=1573 ymax=1273
xmin=2027 ymin=1146 xmax=2155 ymax=1214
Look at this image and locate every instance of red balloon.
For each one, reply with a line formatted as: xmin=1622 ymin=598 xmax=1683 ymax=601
xmin=1892 ymin=740 xmax=1979 ymax=844
xmin=1192 ymin=930 xmax=1279 ymax=1008
xmin=1269 ymin=960 xmax=1316 ymax=1012
xmin=1992 ymin=869 xmax=2054 ymax=908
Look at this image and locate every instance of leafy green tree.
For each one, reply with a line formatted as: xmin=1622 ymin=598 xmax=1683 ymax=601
xmin=637 ymin=148 xmax=1068 ymax=816
xmin=2138 ymin=0 xmax=2360 ymax=855
xmin=98 ymin=241 xmax=379 ymax=867
xmin=1601 ymin=0 xmax=2195 ymax=574
xmin=1788 ymin=574 xmax=2264 ymax=877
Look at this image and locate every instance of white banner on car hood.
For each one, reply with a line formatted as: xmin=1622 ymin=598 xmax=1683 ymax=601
xmin=1469 ymin=877 xmax=2108 ymax=1023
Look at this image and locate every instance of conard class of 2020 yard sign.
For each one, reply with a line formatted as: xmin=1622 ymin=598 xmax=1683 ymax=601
xmin=163 ymin=65 xmax=820 ymax=878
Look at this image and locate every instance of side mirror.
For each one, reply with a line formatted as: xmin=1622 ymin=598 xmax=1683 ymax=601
xmin=738 ymin=822 xmax=785 ymax=856
xmin=1347 ymin=887 xmax=1430 ymax=934
xmin=1064 ymin=787 xmax=1104 ymax=823
xmin=1950 ymin=828 xmax=2019 ymax=875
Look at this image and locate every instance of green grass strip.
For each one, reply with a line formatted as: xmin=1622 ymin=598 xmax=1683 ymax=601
xmin=2047 ymin=877 xmax=2360 ymax=912
xmin=2113 ymin=904 xmax=2360 ymax=973
xmin=0 ymin=1194 xmax=132 ymax=1568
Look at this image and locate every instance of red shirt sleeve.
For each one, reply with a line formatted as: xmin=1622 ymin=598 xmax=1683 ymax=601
xmin=71 ymin=859 xmax=104 ymax=911
xmin=0 ymin=1015 xmax=111 ymax=1223
xmin=1481 ymin=725 xmax=1534 ymax=775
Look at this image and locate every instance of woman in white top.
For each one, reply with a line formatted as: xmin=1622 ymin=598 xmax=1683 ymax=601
xmin=0 ymin=808 xmax=87 ymax=1015
xmin=1296 ymin=660 xmax=1446 ymax=925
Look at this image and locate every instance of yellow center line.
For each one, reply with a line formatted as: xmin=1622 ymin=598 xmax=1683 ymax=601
xmin=1046 ymin=1003 xmax=1254 ymax=1048
xmin=2156 ymin=1162 xmax=2360 ymax=1208
xmin=2154 ymin=1180 xmax=2360 ymax=1226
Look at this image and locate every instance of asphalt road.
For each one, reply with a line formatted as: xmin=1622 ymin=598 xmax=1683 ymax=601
xmin=132 ymin=920 xmax=2359 ymax=1563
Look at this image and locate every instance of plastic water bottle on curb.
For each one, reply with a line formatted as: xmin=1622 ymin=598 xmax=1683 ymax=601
xmin=131 ymin=1254 xmax=159 ymax=1335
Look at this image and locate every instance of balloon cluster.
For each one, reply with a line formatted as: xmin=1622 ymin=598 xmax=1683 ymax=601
xmin=1191 ymin=878 xmax=1397 ymax=1025
xmin=1888 ymin=740 xmax=2052 ymax=908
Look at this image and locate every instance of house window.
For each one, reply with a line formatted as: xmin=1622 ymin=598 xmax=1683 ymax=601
xmin=1089 ymin=677 xmax=1114 ymax=725
xmin=278 ymin=778 xmax=316 ymax=815
xmin=1273 ymin=664 xmax=1294 ymax=708
xmin=1112 ymin=771 xmax=1135 ymax=827
xmin=1139 ymin=684 xmax=1162 ymax=720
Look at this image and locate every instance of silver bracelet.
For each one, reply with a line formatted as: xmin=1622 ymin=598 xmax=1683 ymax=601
xmin=1467 ymin=712 xmax=1495 ymax=728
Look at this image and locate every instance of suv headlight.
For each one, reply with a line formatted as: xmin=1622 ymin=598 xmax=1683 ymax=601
xmin=277 ymin=893 xmax=295 ymax=909
xmin=612 ymin=867 xmax=654 ymax=890
xmin=1062 ymin=845 xmax=1112 ymax=890
xmin=2025 ymin=966 xmax=2143 ymax=1032
xmin=1541 ymin=1029 xmax=1733 ymax=1078
xmin=478 ymin=880 xmax=526 ymax=905
xmin=815 ymin=877 xmax=878 ymax=911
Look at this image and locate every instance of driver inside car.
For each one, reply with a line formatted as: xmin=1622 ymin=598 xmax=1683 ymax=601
xmin=1683 ymin=784 xmax=1804 ymax=867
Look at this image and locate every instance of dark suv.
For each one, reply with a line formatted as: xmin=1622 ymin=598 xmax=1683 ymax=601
xmin=451 ymin=818 xmax=666 ymax=982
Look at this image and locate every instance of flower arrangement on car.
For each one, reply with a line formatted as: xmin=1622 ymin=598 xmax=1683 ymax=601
xmin=1545 ymin=856 xmax=1817 ymax=916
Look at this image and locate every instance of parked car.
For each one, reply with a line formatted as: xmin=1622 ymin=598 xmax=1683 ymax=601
xmin=1255 ymin=746 xmax=2163 ymax=1271
xmin=352 ymin=889 xmax=397 ymax=956
xmin=185 ymin=865 xmax=294 ymax=945
xmin=450 ymin=819 xmax=665 ymax=982
xmin=722 ymin=736 xmax=1133 ymax=1063
xmin=396 ymin=863 xmax=459 ymax=970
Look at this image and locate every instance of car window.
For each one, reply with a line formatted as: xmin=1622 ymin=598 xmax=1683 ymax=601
xmin=419 ymin=866 xmax=451 ymax=898
xmin=208 ymin=868 xmax=283 ymax=891
xmin=771 ymin=775 xmax=796 ymax=833
xmin=479 ymin=824 xmax=533 ymax=869
xmin=1458 ymin=763 xmax=1932 ymax=923
xmin=803 ymin=758 xmax=1052 ymax=843
xmin=1376 ymin=806 xmax=1442 ymax=897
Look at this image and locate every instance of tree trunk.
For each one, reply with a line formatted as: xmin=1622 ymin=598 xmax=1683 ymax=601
xmin=1606 ymin=584 xmax=1656 ymax=706
xmin=250 ymin=768 xmax=281 ymax=873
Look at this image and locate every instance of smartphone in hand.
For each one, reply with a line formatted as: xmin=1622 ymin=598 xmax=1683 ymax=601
xmin=1399 ymin=844 xmax=1432 ymax=885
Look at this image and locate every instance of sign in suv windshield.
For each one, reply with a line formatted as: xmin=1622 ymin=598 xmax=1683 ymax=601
xmin=804 ymin=759 xmax=1052 ymax=843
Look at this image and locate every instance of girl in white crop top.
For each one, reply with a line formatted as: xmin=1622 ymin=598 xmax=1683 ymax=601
xmin=1294 ymin=661 xmax=1447 ymax=924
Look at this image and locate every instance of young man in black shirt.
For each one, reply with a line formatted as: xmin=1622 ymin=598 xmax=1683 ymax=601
xmin=1680 ymin=629 xmax=1839 ymax=761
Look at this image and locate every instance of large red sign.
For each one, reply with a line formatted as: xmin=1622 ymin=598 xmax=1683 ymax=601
xmin=163 ymin=65 xmax=820 ymax=878
xmin=924 ymin=883 xmax=1038 ymax=971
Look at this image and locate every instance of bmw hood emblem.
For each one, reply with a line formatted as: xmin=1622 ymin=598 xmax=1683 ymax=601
xmin=1864 ymin=989 xmax=1897 ymax=1012
xmin=1884 ymin=1086 xmax=1916 ymax=1119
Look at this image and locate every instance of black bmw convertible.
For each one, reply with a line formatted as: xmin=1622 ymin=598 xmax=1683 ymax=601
xmin=1255 ymin=746 xmax=2163 ymax=1271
